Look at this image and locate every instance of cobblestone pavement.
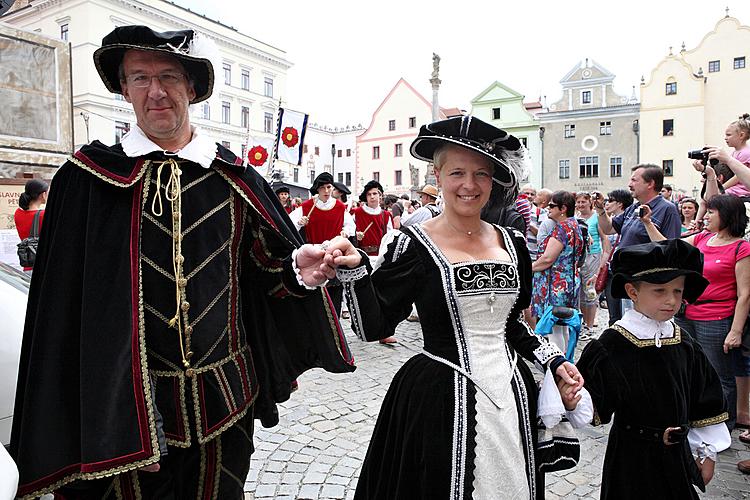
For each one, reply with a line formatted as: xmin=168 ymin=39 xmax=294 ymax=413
xmin=244 ymin=309 xmax=750 ymax=499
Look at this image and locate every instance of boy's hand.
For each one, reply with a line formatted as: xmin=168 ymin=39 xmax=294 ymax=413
xmin=696 ymin=457 xmax=715 ymax=485
xmin=556 ymin=377 xmax=582 ymax=411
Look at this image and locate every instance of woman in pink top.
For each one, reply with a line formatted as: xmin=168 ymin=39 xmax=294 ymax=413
xmin=642 ymin=194 xmax=750 ymax=434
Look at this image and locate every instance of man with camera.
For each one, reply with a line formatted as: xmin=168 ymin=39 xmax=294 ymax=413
xmin=596 ymin=164 xmax=681 ymax=323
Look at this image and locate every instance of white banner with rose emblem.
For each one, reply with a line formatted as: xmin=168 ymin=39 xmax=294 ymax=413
xmin=275 ymin=108 xmax=308 ymax=165
xmin=246 ymin=135 xmax=274 ymax=170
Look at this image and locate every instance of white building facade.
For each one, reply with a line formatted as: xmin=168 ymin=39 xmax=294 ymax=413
xmin=3 ymin=0 xmax=291 ymax=157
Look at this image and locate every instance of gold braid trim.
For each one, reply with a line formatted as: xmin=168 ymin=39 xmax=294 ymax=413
xmin=149 ymin=369 xmax=191 ymax=448
xmin=212 ymin=435 xmax=222 ymax=500
xmin=69 ymin=156 xmax=151 ymax=188
xmin=191 ymin=382 xmax=255 ymax=445
xmin=593 ymin=408 xmax=603 ymax=426
xmin=612 ymin=323 xmax=682 ymax=348
xmin=691 ymin=412 xmax=729 ymax=428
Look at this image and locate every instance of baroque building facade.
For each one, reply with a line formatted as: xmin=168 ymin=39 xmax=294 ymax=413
xmin=538 ymin=59 xmax=639 ymax=193
xmin=639 ymin=14 xmax=750 ymax=195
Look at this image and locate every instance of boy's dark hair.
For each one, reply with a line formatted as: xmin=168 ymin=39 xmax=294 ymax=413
xmin=552 ymin=190 xmax=576 ymax=217
xmin=706 ymin=194 xmax=748 ymax=237
xmin=713 ymin=162 xmax=735 ymax=183
xmin=662 ymin=184 xmax=672 ymax=192
xmin=607 ymin=189 xmax=633 ymax=209
xmin=383 ymin=194 xmax=399 ymax=207
xmin=632 ymin=163 xmax=664 ymax=191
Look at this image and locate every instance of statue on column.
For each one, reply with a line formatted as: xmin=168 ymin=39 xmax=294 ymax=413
xmin=431 ymin=53 xmax=440 ymax=80
xmin=409 ymin=163 xmax=419 ymax=189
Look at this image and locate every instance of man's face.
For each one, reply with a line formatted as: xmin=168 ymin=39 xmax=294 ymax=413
xmin=534 ymin=192 xmax=550 ymax=208
xmin=332 ymin=189 xmax=342 ymax=200
xmin=278 ymin=192 xmax=289 ymax=204
xmin=522 ymin=187 xmax=536 ymax=198
xmin=660 ymin=187 xmax=672 ymax=200
xmin=419 ymin=193 xmax=433 ymax=206
xmin=317 ymin=183 xmax=333 ymax=202
xmin=120 ymin=50 xmax=195 ymax=146
xmin=628 ymin=169 xmax=653 ymax=202
xmin=366 ymin=188 xmax=382 ymax=208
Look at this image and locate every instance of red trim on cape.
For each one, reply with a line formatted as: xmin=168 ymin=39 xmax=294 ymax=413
xmin=73 ymin=150 xmax=145 ymax=185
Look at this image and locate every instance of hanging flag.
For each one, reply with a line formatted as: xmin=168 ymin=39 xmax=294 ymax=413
xmin=275 ymin=108 xmax=308 ymax=165
xmin=246 ymin=136 xmax=274 ymax=169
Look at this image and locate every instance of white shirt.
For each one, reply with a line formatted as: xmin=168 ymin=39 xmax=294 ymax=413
xmin=121 ymin=125 xmax=216 ymax=168
xmin=356 ymin=204 xmax=394 ymax=232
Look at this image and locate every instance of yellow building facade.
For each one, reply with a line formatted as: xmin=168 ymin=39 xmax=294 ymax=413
xmin=640 ymin=15 xmax=750 ymax=195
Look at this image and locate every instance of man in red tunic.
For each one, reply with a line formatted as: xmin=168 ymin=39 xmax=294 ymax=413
xmin=275 ymin=185 xmax=293 ymax=214
xmin=290 ymin=172 xmax=355 ymax=316
xmin=352 ymin=180 xmax=393 ymax=257
xmin=351 ymin=180 xmax=397 ymax=344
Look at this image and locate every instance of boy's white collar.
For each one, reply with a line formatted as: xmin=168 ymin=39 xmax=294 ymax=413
xmin=121 ymin=125 xmax=217 ymax=169
xmin=362 ymin=204 xmax=382 ymax=215
xmin=615 ymin=309 xmax=674 ymax=347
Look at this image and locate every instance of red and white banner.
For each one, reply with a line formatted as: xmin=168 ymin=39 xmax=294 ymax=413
xmin=246 ymin=136 xmax=274 ymax=169
xmin=275 ymin=108 xmax=308 ymax=165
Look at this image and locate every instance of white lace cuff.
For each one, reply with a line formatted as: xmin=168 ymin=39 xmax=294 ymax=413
xmin=533 ymin=340 xmax=564 ymax=365
xmin=291 ymin=248 xmax=328 ymax=290
xmin=336 ymin=264 xmax=368 ymax=282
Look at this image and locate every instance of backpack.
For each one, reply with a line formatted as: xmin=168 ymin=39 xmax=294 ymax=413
xmin=17 ymin=210 xmax=41 ymax=268
xmin=575 ymin=218 xmax=589 ymax=267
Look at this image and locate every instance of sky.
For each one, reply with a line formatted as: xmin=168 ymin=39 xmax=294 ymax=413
xmin=174 ymin=0 xmax=750 ymax=128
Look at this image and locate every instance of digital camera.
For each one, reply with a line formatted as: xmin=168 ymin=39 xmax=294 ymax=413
xmin=687 ymin=148 xmax=718 ymax=167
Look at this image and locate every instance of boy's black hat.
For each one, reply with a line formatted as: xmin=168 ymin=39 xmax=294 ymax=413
xmin=274 ymin=186 xmax=290 ymax=195
xmin=309 ymin=172 xmax=334 ymax=194
xmin=359 ymin=180 xmax=384 ymax=202
xmin=610 ymin=239 xmax=709 ymax=303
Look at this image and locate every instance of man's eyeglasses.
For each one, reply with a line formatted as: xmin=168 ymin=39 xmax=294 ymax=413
xmin=125 ymin=72 xmax=186 ymax=88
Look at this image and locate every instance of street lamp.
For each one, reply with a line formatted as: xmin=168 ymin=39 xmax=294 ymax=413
xmin=331 ymin=143 xmax=336 ymax=180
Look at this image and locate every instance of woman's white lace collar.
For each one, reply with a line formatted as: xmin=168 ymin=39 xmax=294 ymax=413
xmin=615 ymin=309 xmax=674 ymax=347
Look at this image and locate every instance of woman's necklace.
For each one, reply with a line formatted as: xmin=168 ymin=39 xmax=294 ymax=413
xmin=444 ymin=219 xmax=483 ymax=237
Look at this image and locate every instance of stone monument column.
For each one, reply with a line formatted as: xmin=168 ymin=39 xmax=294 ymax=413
xmin=425 ymin=53 xmax=441 ymax=186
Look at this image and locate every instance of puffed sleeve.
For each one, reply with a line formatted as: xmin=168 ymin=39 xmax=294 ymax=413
xmin=576 ymin=336 xmax=626 ymax=426
xmin=503 ymin=227 xmax=566 ymax=370
xmin=341 ymin=229 xmax=422 ymax=341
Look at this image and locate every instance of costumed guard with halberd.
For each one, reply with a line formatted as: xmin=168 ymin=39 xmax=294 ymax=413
xmin=9 ymin=25 xmax=354 ymax=500
xmin=290 ymin=172 xmax=355 ymax=316
xmin=351 ymin=180 xmax=393 ymax=257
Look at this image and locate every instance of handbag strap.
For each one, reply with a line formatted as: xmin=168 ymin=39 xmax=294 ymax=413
xmin=29 ymin=210 xmax=42 ymax=238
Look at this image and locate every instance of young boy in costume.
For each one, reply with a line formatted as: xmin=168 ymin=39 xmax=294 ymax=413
xmin=576 ymin=239 xmax=731 ymax=499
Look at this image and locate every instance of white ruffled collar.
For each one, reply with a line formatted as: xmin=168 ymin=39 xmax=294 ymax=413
xmin=615 ymin=309 xmax=675 ymax=348
xmin=121 ymin=125 xmax=217 ymax=169
xmin=362 ymin=204 xmax=382 ymax=215
xmin=315 ymin=197 xmax=335 ymax=209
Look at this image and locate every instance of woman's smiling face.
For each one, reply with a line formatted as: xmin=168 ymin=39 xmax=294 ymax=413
xmin=434 ymin=146 xmax=494 ymax=218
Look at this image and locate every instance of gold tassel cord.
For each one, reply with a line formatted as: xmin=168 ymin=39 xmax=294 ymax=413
xmin=151 ymin=158 xmax=190 ymax=370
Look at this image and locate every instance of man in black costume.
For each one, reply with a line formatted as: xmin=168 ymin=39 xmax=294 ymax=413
xmin=10 ymin=25 xmax=354 ymax=499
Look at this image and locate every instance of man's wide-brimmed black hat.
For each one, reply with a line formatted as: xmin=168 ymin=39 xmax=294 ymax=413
xmin=94 ymin=25 xmax=215 ymax=103
xmin=410 ymin=116 xmax=529 ymax=206
xmin=359 ymin=180 xmax=384 ymax=202
xmin=610 ymin=239 xmax=709 ymax=303
xmin=310 ymin=172 xmax=334 ymax=195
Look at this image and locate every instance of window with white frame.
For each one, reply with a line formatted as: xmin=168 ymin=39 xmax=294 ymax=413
xmin=663 ymin=119 xmax=674 ymax=136
xmin=609 ymin=156 xmax=622 ymax=177
xmin=373 ymin=171 xmax=380 ymax=182
xmin=408 ymin=117 xmax=417 ymax=128
xmin=223 ymin=63 xmax=231 ymax=86
xmin=201 ymin=102 xmax=210 ymax=120
xmin=581 ymin=90 xmax=592 ymax=104
xmin=394 ymin=143 xmax=403 ymax=157
xmin=293 ymin=168 xmax=299 ymax=183
xmin=492 ymin=107 xmax=501 ymax=120
xmin=579 ymin=156 xmax=599 ymax=178
xmin=388 ymin=120 xmax=396 ymax=131
xmin=395 ymin=170 xmax=402 ymax=185
xmin=735 ymin=57 xmax=746 ymax=69
xmin=520 ymin=137 xmax=528 ymax=148
xmin=373 ymin=146 xmax=380 ymax=159
xmin=60 ymin=23 xmax=69 ymax=41
xmin=665 ymin=82 xmax=677 ymax=95
xmin=241 ymin=69 xmax=250 ymax=90
xmin=558 ymin=159 xmax=570 ymax=179
xmin=564 ymin=124 xmax=576 ymax=138
xmin=264 ymin=112 xmax=273 ymax=133
xmin=345 ymin=172 xmax=351 ymax=185
xmin=338 ymin=173 xmax=344 ymax=183
xmin=708 ymin=60 xmax=720 ymax=73
xmin=241 ymin=106 xmax=249 ymax=128
xmin=115 ymin=121 xmax=130 ymax=144
xmin=663 ymin=159 xmax=674 ymax=176
xmin=264 ymin=77 xmax=273 ymax=97
xmin=599 ymin=121 xmax=612 ymax=136
xmin=221 ymin=101 xmax=231 ymax=124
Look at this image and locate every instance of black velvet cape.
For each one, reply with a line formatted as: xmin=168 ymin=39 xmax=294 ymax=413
xmin=9 ymin=141 xmax=355 ymax=498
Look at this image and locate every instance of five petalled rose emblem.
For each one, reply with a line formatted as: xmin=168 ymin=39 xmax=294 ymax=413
xmin=281 ymin=126 xmax=299 ymax=148
xmin=247 ymin=145 xmax=269 ymax=167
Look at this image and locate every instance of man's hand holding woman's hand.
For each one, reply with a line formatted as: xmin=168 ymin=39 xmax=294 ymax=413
xmin=555 ymin=361 xmax=584 ymax=411
xmin=295 ymin=237 xmax=363 ymax=287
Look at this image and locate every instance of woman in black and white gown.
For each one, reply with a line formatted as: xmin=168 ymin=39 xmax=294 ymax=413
xmin=327 ymin=116 xmax=587 ymax=500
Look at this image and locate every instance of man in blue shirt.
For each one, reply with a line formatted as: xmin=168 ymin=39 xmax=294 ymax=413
xmin=597 ymin=164 xmax=681 ymax=323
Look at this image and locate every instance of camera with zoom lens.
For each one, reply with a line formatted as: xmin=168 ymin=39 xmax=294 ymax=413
xmin=687 ymin=148 xmax=718 ymax=167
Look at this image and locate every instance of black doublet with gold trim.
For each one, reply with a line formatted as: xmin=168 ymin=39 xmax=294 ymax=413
xmin=10 ymin=141 xmax=355 ymax=499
